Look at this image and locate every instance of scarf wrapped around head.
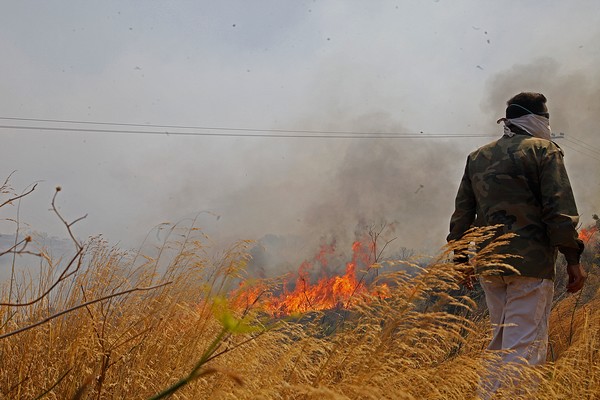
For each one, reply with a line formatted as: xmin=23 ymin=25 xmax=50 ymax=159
xmin=497 ymin=114 xmax=552 ymax=140
xmin=497 ymin=103 xmax=552 ymax=140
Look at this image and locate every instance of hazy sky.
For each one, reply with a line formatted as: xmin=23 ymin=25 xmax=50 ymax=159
xmin=1 ymin=1 xmax=599 ymax=261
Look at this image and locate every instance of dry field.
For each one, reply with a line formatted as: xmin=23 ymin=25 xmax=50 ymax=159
xmin=1 ymin=185 xmax=599 ymax=399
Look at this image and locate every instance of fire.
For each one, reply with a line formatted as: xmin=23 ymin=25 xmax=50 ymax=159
xmin=234 ymin=239 xmax=387 ymax=317
xmin=231 ymin=282 xmax=267 ymax=311
xmin=579 ymin=226 xmax=598 ymax=243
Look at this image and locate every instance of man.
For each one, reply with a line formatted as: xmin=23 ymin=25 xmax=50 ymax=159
xmin=447 ymin=92 xmax=586 ymax=394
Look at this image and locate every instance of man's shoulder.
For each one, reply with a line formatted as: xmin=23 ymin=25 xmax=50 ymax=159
xmin=473 ymin=139 xmax=499 ymax=151
xmin=517 ymin=136 xmax=565 ymax=157
xmin=467 ymin=139 xmax=501 ymax=160
xmin=468 ymin=135 xmax=562 ymax=160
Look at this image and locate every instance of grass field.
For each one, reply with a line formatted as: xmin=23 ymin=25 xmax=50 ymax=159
xmin=1 ymin=186 xmax=599 ymax=399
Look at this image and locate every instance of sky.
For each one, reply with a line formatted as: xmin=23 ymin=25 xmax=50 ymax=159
xmin=1 ymin=1 xmax=599 ymax=272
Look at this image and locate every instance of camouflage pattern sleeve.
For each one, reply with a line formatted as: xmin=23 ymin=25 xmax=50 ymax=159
xmin=447 ymin=158 xmax=476 ymax=243
xmin=539 ymin=144 xmax=584 ymax=262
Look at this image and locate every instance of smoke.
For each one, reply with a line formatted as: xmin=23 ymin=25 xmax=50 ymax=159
xmin=210 ymin=109 xmax=467 ymax=277
xmin=301 ymin=113 xmax=464 ymax=251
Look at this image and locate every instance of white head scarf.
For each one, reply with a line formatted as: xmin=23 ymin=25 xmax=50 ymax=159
xmin=496 ymin=114 xmax=552 ymax=140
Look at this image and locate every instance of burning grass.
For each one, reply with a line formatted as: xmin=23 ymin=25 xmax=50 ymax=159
xmin=1 ymin=202 xmax=600 ymax=399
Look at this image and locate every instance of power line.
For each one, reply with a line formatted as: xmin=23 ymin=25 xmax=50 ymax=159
xmin=0 ymin=121 xmax=496 ymax=139
xmin=0 ymin=115 xmax=492 ymax=137
xmin=566 ymin=133 xmax=600 ymax=150
xmin=559 ymin=141 xmax=600 ymax=162
xmin=1 ymin=116 xmax=598 ymax=162
xmin=0 ymin=124 xmax=494 ymax=139
xmin=562 ymin=136 xmax=600 ymax=156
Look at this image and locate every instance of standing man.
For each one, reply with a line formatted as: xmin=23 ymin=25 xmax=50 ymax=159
xmin=447 ymin=92 xmax=586 ymax=394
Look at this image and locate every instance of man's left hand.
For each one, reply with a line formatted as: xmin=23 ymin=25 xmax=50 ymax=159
xmin=458 ymin=266 xmax=475 ymax=291
xmin=566 ymin=263 xmax=587 ymax=293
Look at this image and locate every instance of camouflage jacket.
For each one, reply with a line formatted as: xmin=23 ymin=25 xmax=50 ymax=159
xmin=447 ymin=133 xmax=584 ymax=279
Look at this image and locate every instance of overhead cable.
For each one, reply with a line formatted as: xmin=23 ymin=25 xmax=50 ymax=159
xmin=0 ymin=121 xmax=496 ymax=139
xmin=0 ymin=115 xmax=491 ymax=136
xmin=559 ymin=141 xmax=600 ymax=162
xmin=562 ymin=136 xmax=600 ymax=156
xmin=0 ymin=117 xmax=598 ymax=160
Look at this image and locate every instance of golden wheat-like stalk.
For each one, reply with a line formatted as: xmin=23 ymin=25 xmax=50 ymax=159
xmin=0 ymin=225 xmax=598 ymax=399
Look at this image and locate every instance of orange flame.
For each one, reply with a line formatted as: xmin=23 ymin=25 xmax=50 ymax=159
xmin=231 ymin=282 xmax=267 ymax=311
xmin=579 ymin=226 xmax=598 ymax=243
xmin=235 ymin=240 xmax=386 ymax=317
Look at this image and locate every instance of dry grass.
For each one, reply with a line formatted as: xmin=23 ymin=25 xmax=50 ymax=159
xmin=0 ymin=222 xmax=599 ymax=399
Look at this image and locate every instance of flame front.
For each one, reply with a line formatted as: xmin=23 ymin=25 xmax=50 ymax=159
xmin=235 ymin=240 xmax=385 ymax=317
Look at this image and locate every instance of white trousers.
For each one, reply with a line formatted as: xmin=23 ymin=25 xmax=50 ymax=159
xmin=478 ymin=275 xmax=554 ymax=397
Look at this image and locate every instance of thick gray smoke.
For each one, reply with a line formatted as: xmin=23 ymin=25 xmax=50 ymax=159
xmin=212 ymin=113 xmax=468 ymax=277
xmin=301 ymin=119 xmax=464 ymax=251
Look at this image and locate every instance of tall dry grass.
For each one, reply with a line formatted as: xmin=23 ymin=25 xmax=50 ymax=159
xmin=1 ymin=205 xmax=599 ymax=399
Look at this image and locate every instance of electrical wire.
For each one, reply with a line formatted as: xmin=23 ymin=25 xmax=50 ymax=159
xmin=0 ymin=124 xmax=498 ymax=139
xmin=0 ymin=115 xmax=492 ymax=137
xmin=0 ymin=116 xmax=497 ymax=139
xmin=559 ymin=141 xmax=600 ymax=162
xmin=562 ymin=136 xmax=600 ymax=156
xmin=0 ymin=116 xmax=598 ymax=162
